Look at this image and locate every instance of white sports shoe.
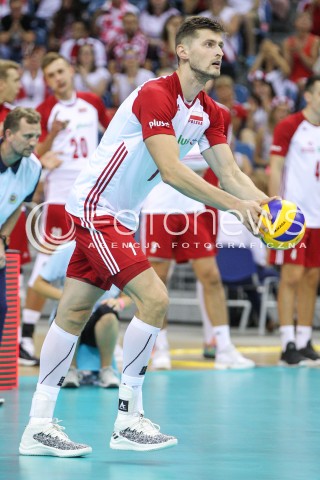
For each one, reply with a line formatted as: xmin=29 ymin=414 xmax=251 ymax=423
xmin=215 ymin=344 xmax=255 ymax=370
xmin=19 ymin=419 xmax=92 ymax=457
xmin=110 ymin=385 xmax=177 ymax=451
xmin=98 ymin=366 xmax=120 ymax=388
xmin=151 ymin=347 xmax=171 ymax=370
xmin=62 ymin=367 xmax=80 ymax=388
xmin=21 ymin=337 xmax=35 ymax=357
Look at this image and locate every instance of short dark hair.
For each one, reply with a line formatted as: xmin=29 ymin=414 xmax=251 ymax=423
xmin=41 ymin=52 xmax=69 ymax=71
xmin=305 ymin=75 xmax=320 ymax=92
xmin=3 ymin=107 xmax=40 ymax=133
xmin=175 ymin=16 xmax=225 ymax=48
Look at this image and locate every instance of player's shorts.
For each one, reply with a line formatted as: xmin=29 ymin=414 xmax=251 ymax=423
xmin=42 ymin=204 xmax=71 ymax=246
xmin=9 ymin=210 xmax=31 ymax=265
xmin=140 ymin=212 xmax=216 ymax=263
xmin=66 ymin=213 xmax=151 ymax=291
xmin=269 ymin=228 xmax=320 ymax=268
xmin=80 ymin=304 xmax=119 ymax=347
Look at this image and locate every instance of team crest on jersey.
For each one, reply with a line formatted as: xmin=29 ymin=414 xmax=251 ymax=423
xmin=189 ymin=110 xmax=203 ymax=125
xmin=9 ymin=194 xmax=18 ymax=204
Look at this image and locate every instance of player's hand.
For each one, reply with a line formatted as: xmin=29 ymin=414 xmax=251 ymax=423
xmin=100 ymin=298 xmax=122 ymax=311
xmin=51 ymin=112 xmax=69 ymax=137
xmin=233 ymin=199 xmax=267 ymax=235
xmin=40 ymin=151 xmax=63 ymax=170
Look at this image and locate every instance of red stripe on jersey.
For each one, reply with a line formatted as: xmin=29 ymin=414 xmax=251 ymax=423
xmin=84 ymin=142 xmax=128 ymax=224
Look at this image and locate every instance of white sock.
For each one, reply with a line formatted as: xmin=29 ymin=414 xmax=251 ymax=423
xmin=213 ymin=325 xmax=231 ymax=352
xmin=121 ymin=316 xmax=160 ymax=415
xmin=296 ymin=325 xmax=312 ymax=350
xmin=29 ymin=383 xmax=59 ymax=421
xmin=38 ymin=321 xmax=78 ymax=388
xmin=280 ymin=325 xmax=295 ymax=351
xmin=22 ymin=309 xmax=41 ymax=326
xmin=196 ymin=281 xmax=215 ymax=344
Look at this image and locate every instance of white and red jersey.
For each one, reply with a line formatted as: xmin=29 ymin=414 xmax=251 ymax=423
xmin=37 ymin=92 xmax=110 ymax=204
xmin=66 ymin=72 xmax=227 ymax=231
xmin=270 ymin=111 xmax=320 ymax=228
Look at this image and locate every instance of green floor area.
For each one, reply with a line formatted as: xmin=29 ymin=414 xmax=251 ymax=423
xmin=1 ymin=369 xmax=320 ymax=480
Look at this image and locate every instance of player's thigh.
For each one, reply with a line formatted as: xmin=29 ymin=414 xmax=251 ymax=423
xmin=280 ymin=263 xmax=305 ymax=287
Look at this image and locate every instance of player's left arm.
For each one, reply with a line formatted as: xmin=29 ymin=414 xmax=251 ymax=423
xmin=0 ymin=205 xmax=23 ymax=239
xmin=202 ymin=144 xmax=269 ymax=203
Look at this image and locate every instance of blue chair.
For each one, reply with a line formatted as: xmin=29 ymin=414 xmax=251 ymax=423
xmin=216 ymin=246 xmax=259 ymax=331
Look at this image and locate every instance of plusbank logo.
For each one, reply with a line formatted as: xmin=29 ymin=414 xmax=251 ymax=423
xmin=148 ymin=119 xmax=170 ymax=129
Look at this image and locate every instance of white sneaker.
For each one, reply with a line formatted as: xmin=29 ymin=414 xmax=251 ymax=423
xmin=151 ymin=347 xmax=171 ymax=370
xmin=215 ymin=344 xmax=255 ymax=370
xmin=110 ymin=385 xmax=177 ymax=451
xmin=62 ymin=368 xmax=80 ymax=388
xmin=19 ymin=419 xmax=92 ymax=457
xmin=21 ymin=337 xmax=35 ymax=357
xmin=98 ymin=366 xmax=120 ymax=388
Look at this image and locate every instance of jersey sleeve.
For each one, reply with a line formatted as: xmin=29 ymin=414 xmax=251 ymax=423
xmin=198 ymin=97 xmax=227 ymax=153
xmin=132 ymin=84 xmax=176 ymax=140
xmin=40 ymin=242 xmax=76 ymax=283
xmin=270 ymin=113 xmax=303 ymax=157
xmin=77 ymin=92 xmax=110 ymax=130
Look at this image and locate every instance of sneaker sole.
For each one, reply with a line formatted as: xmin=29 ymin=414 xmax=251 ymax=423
xmin=110 ymin=436 xmax=178 ymax=451
xmin=19 ymin=444 xmax=92 ymax=457
xmin=18 ymin=359 xmax=39 ymax=367
xmin=62 ymin=382 xmax=80 ymax=388
xmin=278 ymin=360 xmax=308 ymax=367
xmin=98 ymin=382 xmax=120 ymax=388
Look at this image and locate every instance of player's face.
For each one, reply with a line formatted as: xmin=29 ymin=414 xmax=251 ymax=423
xmin=43 ymin=58 xmax=74 ymax=99
xmin=184 ymin=30 xmax=224 ymax=83
xmin=7 ymin=118 xmax=41 ymax=158
xmin=4 ymin=68 xmax=21 ymax=103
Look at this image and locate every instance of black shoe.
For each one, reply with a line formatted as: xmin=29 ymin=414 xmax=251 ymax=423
xmin=18 ymin=344 xmax=40 ymax=366
xmin=298 ymin=340 xmax=320 ymax=365
xmin=279 ymin=342 xmax=308 ymax=366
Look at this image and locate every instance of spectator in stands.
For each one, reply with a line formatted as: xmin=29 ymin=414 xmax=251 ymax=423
xmin=200 ymin=0 xmax=242 ymax=78
xmin=211 ymin=75 xmax=248 ymax=138
xmin=92 ymin=0 xmax=139 ymax=48
xmin=111 ymin=46 xmax=155 ymax=106
xmin=74 ymin=43 xmax=111 ymax=98
xmin=0 ymin=0 xmax=36 ymax=62
xmin=248 ymin=39 xmax=297 ymax=100
xmin=16 ymin=46 xmax=47 ymax=109
xmin=139 ymin=0 xmax=180 ymax=50
xmin=108 ymin=12 xmax=149 ymax=73
xmin=157 ymin=14 xmax=184 ymax=70
xmin=247 ymin=73 xmax=276 ymax=130
xmin=60 ymin=19 xmax=107 ymax=68
xmin=283 ymin=11 xmax=320 ymax=86
xmin=48 ymin=0 xmax=82 ymax=52
xmin=298 ymin=0 xmax=320 ymax=36
xmin=254 ymin=95 xmax=294 ymax=169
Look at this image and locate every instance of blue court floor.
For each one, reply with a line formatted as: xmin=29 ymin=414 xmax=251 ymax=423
xmin=1 ymin=368 xmax=320 ymax=480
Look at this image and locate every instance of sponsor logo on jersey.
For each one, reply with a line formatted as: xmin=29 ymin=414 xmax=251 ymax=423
xmin=78 ymin=108 xmax=87 ymax=112
xmin=270 ymin=145 xmax=282 ymax=152
xmin=177 ymin=135 xmax=198 ymax=146
xmin=188 ymin=110 xmax=203 ymax=125
xmin=148 ymin=119 xmax=170 ymax=129
xmin=9 ymin=194 xmax=18 ymax=204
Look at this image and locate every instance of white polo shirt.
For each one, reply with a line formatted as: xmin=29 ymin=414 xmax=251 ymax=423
xmin=0 ymin=149 xmax=41 ymax=227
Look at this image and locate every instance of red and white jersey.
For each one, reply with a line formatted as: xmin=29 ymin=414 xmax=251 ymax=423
xmin=66 ymin=73 xmax=227 ymax=230
xmin=37 ymin=92 xmax=110 ymax=204
xmin=142 ymin=102 xmax=232 ymax=214
xmin=270 ymin=111 xmax=320 ymax=227
xmin=0 ymin=102 xmax=13 ymax=124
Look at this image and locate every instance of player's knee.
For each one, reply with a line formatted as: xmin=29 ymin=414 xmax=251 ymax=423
xmin=144 ymin=287 xmax=169 ymax=317
xmin=99 ymin=312 xmax=118 ymax=327
xmin=304 ymin=268 xmax=320 ymax=288
xmin=198 ymin=268 xmax=221 ymax=288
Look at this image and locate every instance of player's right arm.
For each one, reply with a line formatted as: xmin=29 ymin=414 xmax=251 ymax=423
xmin=269 ymin=154 xmax=285 ymax=197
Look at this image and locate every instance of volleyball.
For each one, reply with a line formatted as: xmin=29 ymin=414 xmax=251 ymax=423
xmin=259 ymin=199 xmax=306 ymax=250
